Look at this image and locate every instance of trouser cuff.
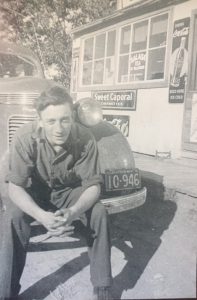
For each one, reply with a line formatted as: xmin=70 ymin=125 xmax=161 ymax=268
xmin=92 ymin=277 xmax=113 ymax=288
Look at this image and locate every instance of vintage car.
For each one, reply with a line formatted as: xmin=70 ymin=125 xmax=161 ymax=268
xmin=0 ymin=41 xmax=146 ymax=214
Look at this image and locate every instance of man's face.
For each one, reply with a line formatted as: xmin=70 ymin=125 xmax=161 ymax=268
xmin=39 ymin=103 xmax=73 ymax=147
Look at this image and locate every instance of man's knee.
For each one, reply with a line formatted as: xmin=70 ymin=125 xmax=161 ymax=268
xmin=2 ymin=198 xmax=31 ymax=247
xmin=91 ymin=202 xmax=108 ymax=224
xmin=4 ymin=198 xmax=26 ymax=224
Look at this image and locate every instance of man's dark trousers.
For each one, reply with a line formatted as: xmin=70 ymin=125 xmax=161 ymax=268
xmin=0 ymin=186 xmax=112 ymax=299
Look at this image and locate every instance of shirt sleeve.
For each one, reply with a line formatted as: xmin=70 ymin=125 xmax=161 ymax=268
xmin=74 ymin=135 xmax=102 ymax=189
xmin=7 ymin=134 xmax=34 ymax=188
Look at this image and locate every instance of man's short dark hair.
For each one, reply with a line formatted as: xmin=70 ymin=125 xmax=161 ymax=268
xmin=34 ymin=86 xmax=73 ymax=113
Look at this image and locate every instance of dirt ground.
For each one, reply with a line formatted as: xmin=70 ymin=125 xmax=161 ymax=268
xmin=15 ymin=190 xmax=197 ymax=300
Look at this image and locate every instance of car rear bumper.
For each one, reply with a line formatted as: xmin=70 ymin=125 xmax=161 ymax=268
xmin=100 ymin=187 xmax=147 ymax=214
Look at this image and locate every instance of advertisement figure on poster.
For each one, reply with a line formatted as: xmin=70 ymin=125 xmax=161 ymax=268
xmin=169 ymin=17 xmax=190 ymax=103
xmin=170 ymin=36 xmax=188 ymax=88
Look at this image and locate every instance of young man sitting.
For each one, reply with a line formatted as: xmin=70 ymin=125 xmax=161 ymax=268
xmin=0 ymin=86 xmax=112 ymax=300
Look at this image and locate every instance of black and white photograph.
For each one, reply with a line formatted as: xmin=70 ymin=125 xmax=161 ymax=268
xmin=0 ymin=1 xmax=197 ymax=300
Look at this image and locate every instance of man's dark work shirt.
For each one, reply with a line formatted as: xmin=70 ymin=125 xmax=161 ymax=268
xmin=8 ymin=121 xmax=102 ymax=208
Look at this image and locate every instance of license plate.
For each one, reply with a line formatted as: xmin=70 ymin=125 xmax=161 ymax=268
xmin=104 ymin=168 xmax=141 ymax=192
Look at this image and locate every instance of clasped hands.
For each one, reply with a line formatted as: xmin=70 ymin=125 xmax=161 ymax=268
xmin=39 ymin=208 xmax=75 ymax=238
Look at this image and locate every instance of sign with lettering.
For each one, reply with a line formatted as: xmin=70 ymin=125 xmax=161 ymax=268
xmin=103 ymin=115 xmax=130 ymax=137
xmin=169 ymin=17 xmax=190 ymax=103
xmin=129 ymin=51 xmax=146 ymax=81
xmin=92 ymin=90 xmax=137 ymax=110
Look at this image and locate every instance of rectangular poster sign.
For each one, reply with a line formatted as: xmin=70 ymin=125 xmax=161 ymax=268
xmin=103 ymin=114 xmax=130 ymax=137
xmin=92 ymin=90 xmax=137 ymax=110
xmin=169 ymin=17 xmax=190 ymax=103
xmin=129 ymin=51 xmax=146 ymax=81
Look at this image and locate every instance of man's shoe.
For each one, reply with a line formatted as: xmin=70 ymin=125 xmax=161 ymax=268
xmin=93 ymin=287 xmax=113 ymax=300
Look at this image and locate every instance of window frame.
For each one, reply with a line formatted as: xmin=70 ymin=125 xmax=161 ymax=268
xmin=79 ymin=27 xmax=117 ymax=88
xmin=116 ymin=11 xmax=170 ymax=85
xmin=78 ymin=8 xmax=173 ymax=92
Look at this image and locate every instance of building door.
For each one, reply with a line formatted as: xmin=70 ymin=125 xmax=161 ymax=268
xmin=182 ymin=10 xmax=197 ymax=154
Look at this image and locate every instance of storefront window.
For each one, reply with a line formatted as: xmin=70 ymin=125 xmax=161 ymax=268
xmin=107 ymin=30 xmax=116 ymax=56
xmin=147 ymin=48 xmax=166 ymax=80
xmin=105 ymin=57 xmax=115 ymax=84
xmin=95 ymin=34 xmax=105 ymax=59
xmin=132 ymin=20 xmax=148 ymax=51
xmin=120 ymin=25 xmax=131 ymax=54
xmin=118 ymin=55 xmax=129 ymax=82
xmin=149 ymin=14 xmax=168 ymax=48
xmin=118 ymin=12 xmax=169 ymax=83
xmin=83 ymin=38 xmax=94 ymax=61
xmin=82 ymin=30 xmax=116 ymax=85
xmin=93 ymin=59 xmax=104 ymax=84
xmin=81 ymin=12 xmax=168 ymax=86
xmin=82 ymin=61 xmax=92 ymax=85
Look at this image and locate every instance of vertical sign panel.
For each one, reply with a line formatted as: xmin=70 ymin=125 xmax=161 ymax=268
xmin=169 ymin=17 xmax=190 ymax=103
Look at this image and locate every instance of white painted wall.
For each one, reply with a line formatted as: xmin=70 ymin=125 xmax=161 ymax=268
xmin=128 ymin=88 xmax=184 ymax=157
xmin=76 ymin=88 xmax=184 ymax=158
xmin=173 ymin=0 xmax=197 ymax=20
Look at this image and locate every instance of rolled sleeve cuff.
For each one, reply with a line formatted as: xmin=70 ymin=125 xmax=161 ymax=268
xmin=6 ymin=173 xmax=29 ymax=188
xmin=81 ymin=175 xmax=103 ymax=189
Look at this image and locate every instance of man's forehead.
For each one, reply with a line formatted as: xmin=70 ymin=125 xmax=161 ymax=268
xmin=42 ymin=103 xmax=72 ymax=111
xmin=39 ymin=103 xmax=73 ymax=118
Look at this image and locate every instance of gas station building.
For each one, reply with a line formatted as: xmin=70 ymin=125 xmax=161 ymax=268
xmin=71 ymin=0 xmax=197 ymax=159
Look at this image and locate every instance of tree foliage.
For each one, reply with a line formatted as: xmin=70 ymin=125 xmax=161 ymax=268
xmin=0 ymin=0 xmax=115 ymax=88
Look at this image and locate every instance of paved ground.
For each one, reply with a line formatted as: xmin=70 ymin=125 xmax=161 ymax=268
xmin=0 ymin=153 xmax=196 ymax=299
xmin=18 ymin=195 xmax=196 ymax=300
xmin=16 ymin=153 xmax=197 ymax=300
xmin=134 ymin=152 xmax=197 ymax=197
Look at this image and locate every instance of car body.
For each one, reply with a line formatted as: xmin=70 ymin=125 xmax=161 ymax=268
xmin=0 ymin=41 xmax=146 ymax=214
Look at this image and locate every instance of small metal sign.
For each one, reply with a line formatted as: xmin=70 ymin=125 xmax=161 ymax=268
xmin=92 ymin=90 xmax=137 ymax=110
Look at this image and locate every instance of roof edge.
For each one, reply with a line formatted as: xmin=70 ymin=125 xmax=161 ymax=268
xmin=71 ymin=0 xmax=190 ymax=37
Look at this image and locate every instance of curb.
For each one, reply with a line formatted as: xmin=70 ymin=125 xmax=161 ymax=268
xmin=140 ymin=170 xmax=177 ymax=202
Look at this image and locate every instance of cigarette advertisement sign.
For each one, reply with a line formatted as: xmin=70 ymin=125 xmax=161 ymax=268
xmin=103 ymin=115 xmax=130 ymax=137
xmin=92 ymin=90 xmax=137 ymax=110
xmin=169 ymin=17 xmax=190 ymax=103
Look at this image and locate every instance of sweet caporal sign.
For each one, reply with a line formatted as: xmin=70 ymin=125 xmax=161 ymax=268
xmin=92 ymin=90 xmax=137 ymax=110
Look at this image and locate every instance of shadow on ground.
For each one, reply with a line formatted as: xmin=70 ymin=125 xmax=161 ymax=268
xmin=18 ymin=171 xmax=177 ymax=300
xmin=110 ymin=171 xmax=177 ymax=299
